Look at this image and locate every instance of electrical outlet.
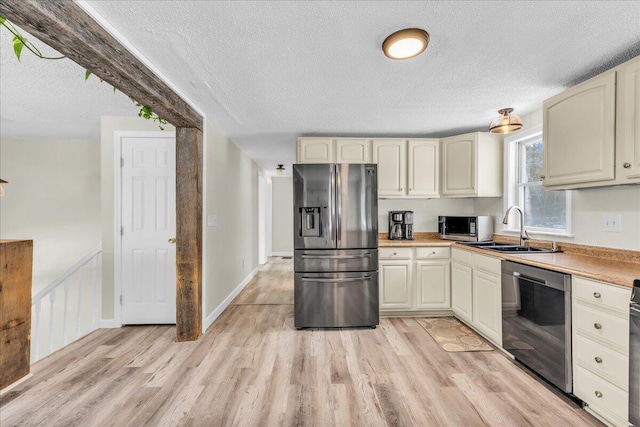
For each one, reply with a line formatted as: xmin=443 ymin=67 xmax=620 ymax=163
xmin=602 ymin=214 xmax=622 ymax=232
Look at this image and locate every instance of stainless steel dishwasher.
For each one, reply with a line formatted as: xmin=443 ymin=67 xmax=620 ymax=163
xmin=501 ymin=260 xmax=572 ymax=393
xmin=630 ymin=279 xmax=640 ymax=426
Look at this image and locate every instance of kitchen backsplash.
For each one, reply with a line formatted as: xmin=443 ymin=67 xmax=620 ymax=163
xmin=378 ymin=198 xmax=474 ymax=233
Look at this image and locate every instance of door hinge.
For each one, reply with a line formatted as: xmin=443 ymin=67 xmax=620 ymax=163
xmin=120 ymin=295 xmax=123 ymax=305
xmin=121 ymin=226 xmax=124 ymax=236
xmin=120 ymin=157 xmax=124 ymax=167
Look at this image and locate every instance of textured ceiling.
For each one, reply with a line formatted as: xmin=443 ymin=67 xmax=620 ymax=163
xmin=3 ymin=1 xmax=640 ymax=175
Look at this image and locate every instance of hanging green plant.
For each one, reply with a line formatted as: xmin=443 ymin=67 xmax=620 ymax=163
xmin=1 ymin=15 xmax=167 ymax=130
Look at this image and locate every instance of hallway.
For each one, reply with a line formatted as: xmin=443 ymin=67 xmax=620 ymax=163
xmin=0 ymin=257 xmax=600 ymax=426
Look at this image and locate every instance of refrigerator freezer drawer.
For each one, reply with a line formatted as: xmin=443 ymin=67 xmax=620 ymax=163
xmin=294 ymin=249 xmax=378 ymax=273
xmin=294 ymin=272 xmax=379 ymax=328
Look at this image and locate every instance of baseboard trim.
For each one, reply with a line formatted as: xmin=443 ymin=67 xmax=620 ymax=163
xmin=271 ymin=251 xmax=293 ymax=257
xmin=202 ymin=267 xmax=259 ymax=333
xmin=100 ymin=319 xmax=122 ymax=329
xmin=380 ymin=309 xmax=454 ymax=318
xmin=1 ymin=373 xmax=33 ymax=396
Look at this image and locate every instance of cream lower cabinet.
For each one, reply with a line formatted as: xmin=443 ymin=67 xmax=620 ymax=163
xmin=379 ymin=246 xmax=450 ymax=314
xmin=450 ymin=248 xmax=502 ymax=347
xmin=379 ymin=260 xmax=413 ymax=310
xmin=572 ymin=276 xmax=631 ymax=427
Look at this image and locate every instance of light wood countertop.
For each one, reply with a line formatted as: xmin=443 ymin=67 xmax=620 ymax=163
xmin=378 ymin=233 xmax=640 ymax=288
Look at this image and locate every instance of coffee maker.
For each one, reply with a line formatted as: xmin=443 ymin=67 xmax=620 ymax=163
xmin=388 ymin=211 xmax=414 ymax=240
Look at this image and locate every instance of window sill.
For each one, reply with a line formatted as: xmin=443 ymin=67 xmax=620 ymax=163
xmin=500 ymin=228 xmax=575 ymax=239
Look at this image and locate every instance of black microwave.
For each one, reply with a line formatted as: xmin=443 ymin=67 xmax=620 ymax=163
xmin=438 ymin=216 xmax=494 ymax=242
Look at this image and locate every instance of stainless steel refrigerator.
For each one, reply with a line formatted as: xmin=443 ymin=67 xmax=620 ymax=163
xmin=293 ymin=163 xmax=379 ymax=329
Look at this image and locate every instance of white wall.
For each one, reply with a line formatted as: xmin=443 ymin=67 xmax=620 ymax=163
xmin=475 ymin=109 xmax=640 ymax=250
xmin=100 ymin=116 xmax=175 ymax=319
xmin=0 ymin=138 xmax=101 ymax=293
xmin=204 ymin=120 xmax=262 ymax=320
xmin=271 ymin=177 xmax=293 ymax=255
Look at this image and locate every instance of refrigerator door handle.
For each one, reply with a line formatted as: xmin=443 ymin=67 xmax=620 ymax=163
xmin=301 ymin=253 xmax=372 ymax=260
xmin=335 ymin=164 xmax=342 ymax=248
xmin=631 ymin=305 xmax=640 ymax=316
xmin=301 ymin=276 xmax=372 ymax=283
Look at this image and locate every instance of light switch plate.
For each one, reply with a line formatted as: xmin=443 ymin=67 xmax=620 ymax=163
xmin=207 ymin=214 xmax=218 ymax=227
xmin=602 ymin=214 xmax=622 ymax=232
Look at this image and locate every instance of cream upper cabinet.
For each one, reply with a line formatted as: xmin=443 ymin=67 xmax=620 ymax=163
xmin=335 ymin=138 xmax=371 ymax=163
xmin=373 ymin=139 xmax=406 ymax=197
xmin=618 ymin=55 xmax=640 ymax=183
xmin=407 ymin=139 xmax=439 ymax=197
xmin=542 ymin=54 xmax=640 ymax=190
xmin=543 ymin=70 xmax=616 ymax=188
xmin=297 ymin=138 xmax=334 ymax=163
xmin=441 ymin=132 xmax=503 ymax=197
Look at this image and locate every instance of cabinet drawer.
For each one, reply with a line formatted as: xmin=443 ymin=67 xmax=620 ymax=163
xmin=573 ymin=276 xmax=631 ymax=314
xmin=415 ymin=247 xmax=450 ymax=260
xmin=574 ymin=365 xmax=628 ymax=425
xmin=473 ymin=253 xmax=501 ymax=275
xmin=451 ymin=248 xmax=472 ymax=265
xmin=379 ymin=247 xmax=413 ymax=260
xmin=574 ymin=303 xmax=629 ymax=352
xmin=574 ymin=334 xmax=629 ymax=390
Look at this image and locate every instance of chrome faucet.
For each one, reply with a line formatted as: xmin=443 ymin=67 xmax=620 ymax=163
xmin=502 ymin=206 xmax=530 ymax=246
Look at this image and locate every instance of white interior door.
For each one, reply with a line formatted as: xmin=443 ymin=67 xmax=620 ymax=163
xmin=121 ymin=135 xmax=176 ymax=324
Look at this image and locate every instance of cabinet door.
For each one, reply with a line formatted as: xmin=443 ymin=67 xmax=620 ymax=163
xmin=297 ymin=138 xmax=334 ymax=163
xmin=451 ymin=261 xmax=473 ymax=323
xmin=415 ymin=260 xmax=450 ymax=309
xmin=379 ymin=261 xmax=412 ymax=310
xmin=543 ymin=70 xmax=616 ymax=188
xmin=441 ymin=134 xmax=476 ymax=196
xmin=372 ymin=139 xmax=406 ymax=196
xmin=618 ymin=56 xmax=640 ymax=182
xmin=472 ymin=269 xmax=502 ymax=346
xmin=335 ymin=139 xmax=370 ymax=163
xmin=408 ymin=139 xmax=439 ymax=197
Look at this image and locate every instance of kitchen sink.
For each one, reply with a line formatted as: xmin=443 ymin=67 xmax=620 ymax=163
xmin=485 ymin=246 xmax=554 ymax=253
xmin=458 ymin=241 xmax=555 ymax=254
xmin=458 ymin=241 xmax=513 ymax=247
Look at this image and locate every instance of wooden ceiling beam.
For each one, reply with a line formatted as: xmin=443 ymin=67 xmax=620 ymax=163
xmin=0 ymin=0 xmax=202 ymax=130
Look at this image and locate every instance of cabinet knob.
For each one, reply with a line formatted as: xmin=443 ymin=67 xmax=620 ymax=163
xmin=541 ymin=175 xmax=546 ymax=179
xmin=593 ymin=292 xmax=601 ymax=299
xmin=393 ymin=252 xmax=397 ymax=256
xmin=594 ymin=391 xmax=603 ymax=398
xmin=624 ymin=162 xmax=631 ymax=168
xmin=594 ymin=323 xmax=602 ymax=330
xmin=594 ymin=356 xmax=603 ymax=364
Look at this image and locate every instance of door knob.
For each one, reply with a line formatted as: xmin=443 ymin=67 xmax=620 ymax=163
xmin=168 ymin=238 xmax=177 ymax=244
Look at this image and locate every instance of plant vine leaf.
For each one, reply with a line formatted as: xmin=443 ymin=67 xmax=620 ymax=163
xmin=85 ymin=70 xmax=92 ymax=80
xmin=0 ymin=15 xmax=6 ymax=25
xmin=12 ymin=36 xmax=23 ymax=61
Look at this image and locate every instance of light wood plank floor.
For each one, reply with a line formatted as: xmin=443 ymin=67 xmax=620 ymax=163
xmin=1 ymin=257 xmax=601 ymax=426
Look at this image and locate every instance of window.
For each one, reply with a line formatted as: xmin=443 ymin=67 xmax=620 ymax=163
xmin=505 ymin=125 xmax=571 ymax=235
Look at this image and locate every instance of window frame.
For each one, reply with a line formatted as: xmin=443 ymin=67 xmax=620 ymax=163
xmin=503 ymin=125 xmax=572 ymax=236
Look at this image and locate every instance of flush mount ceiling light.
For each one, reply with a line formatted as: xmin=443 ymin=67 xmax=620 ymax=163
xmin=489 ymin=108 xmax=523 ymax=134
xmin=276 ymin=164 xmax=285 ymax=175
xmin=382 ymin=28 xmax=430 ymax=60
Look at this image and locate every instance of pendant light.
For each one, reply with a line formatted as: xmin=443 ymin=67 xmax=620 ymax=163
xmin=489 ymin=108 xmax=523 ymax=134
xmin=382 ymin=28 xmax=430 ymax=60
xmin=0 ymin=179 xmax=7 ymax=197
xmin=276 ymin=164 xmax=285 ymax=175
